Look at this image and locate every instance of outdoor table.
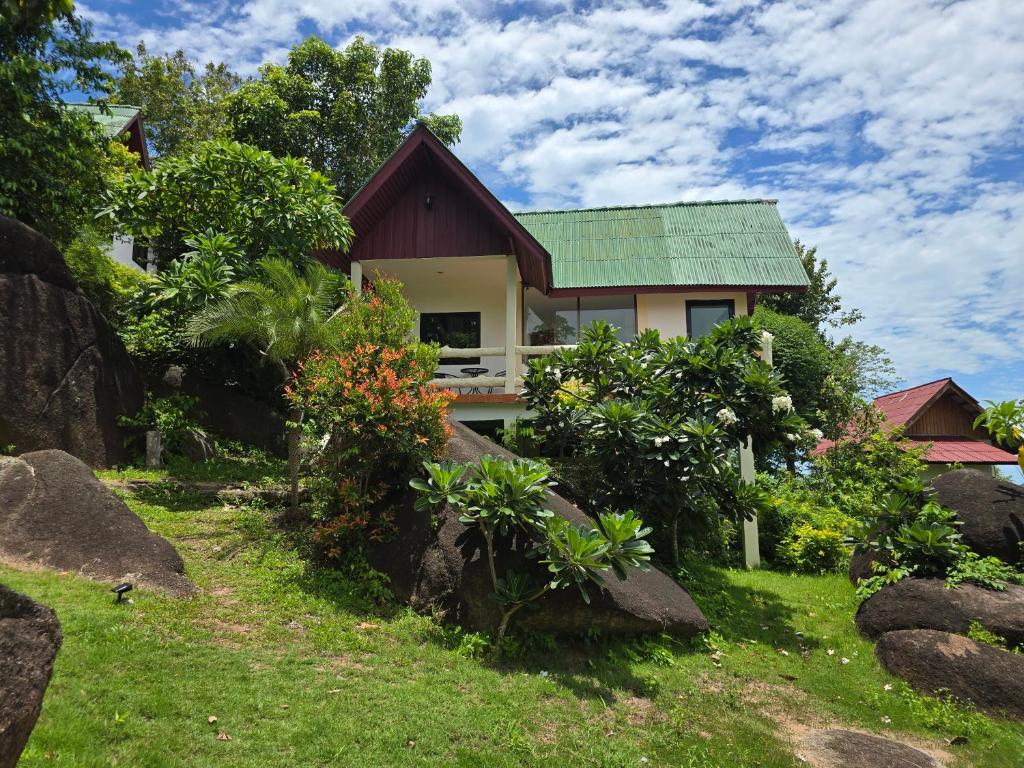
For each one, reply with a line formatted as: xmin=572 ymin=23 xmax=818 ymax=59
xmin=460 ymin=367 xmax=489 ymax=394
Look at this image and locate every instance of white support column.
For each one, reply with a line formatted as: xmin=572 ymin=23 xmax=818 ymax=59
xmin=738 ymin=331 xmax=773 ymax=570
xmin=739 ymin=437 xmax=760 ymax=569
xmin=505 ymin=254 xmax=517 ymax=395
xmin=350 ymin=260 xmax=362 ymax=295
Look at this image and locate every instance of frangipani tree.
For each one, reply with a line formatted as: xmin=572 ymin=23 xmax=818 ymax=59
xmin=975 ymin=399 xmax=1024 ymax=472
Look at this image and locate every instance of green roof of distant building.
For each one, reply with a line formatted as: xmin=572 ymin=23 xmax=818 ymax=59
xmin=514 ymin=200 xmax=808 ymax=290
xmin=65 ymin=103 xmax=142 ymax=138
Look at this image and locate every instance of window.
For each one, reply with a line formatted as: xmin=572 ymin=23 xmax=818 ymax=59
xmin=420 ymin=312 xmax=481 ymax=364
xmin=686 ymin=299 xmax=734 ymax=339
xmin=580 ymin=295 xmax=637 ymax=342
xmin=523 ymin=289 xmax=637 ymax=344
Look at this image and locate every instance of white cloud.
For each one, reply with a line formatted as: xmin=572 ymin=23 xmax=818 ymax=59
xmin=83 ymin=0 xmax=1024 ymax=391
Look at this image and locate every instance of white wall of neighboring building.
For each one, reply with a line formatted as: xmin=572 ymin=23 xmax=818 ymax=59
xmin=108 ymin=234 xmax=143 ymax=271
xmin=636 ymin=290 xmax=749 ymax=338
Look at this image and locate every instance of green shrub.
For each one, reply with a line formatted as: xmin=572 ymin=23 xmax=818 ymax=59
xmin=289 ymin=343 xmax=452 ymax=558
xmin=64 ymin=229 xmax=150 ymax=325
xmin=118 ymin=394 xmax=207 ymax=460
xmin=521 ymin=317 xmax=808 ymax=565
xmin=779 ymin=524 xmax=848 ymax=574
xmin=412 ymin=456 xmax=654 ymax=643
xmin=756 ymin=473 xmax=852 ymax=573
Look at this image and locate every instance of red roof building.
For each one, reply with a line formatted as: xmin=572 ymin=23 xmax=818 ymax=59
xmin=814 ymin=378 xmax=1017 ymax=470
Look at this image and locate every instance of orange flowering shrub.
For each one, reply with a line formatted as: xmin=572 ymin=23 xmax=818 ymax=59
xmin=288 ymin=343 xmax=454 ymax=556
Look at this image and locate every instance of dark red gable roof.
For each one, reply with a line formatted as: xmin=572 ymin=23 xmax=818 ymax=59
xmin=317 ymin=124 xmax=552 ymax=291
xmin=813 ymin=377 xmax=1017 ymax=465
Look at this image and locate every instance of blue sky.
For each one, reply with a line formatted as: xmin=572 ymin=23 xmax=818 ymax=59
xmin=83 ymin=1 xmax=1023 ymax=432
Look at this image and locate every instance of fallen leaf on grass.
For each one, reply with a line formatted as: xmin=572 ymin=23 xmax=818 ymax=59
xmin=208 ymin=715 xmax=218 ymax=724
xmin=355 ymin=622 xmax=379 ymax=631
xmin=216 ymin=732 xmax=232 ymax=741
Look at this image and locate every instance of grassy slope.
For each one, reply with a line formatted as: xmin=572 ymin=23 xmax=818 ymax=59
xmin=4 ymin=482 xmax=1023 ymax=767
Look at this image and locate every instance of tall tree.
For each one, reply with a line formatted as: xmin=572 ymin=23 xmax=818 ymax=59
xmin=115 ymin=43 xmax=240 ymax=158
xmin=760 ymin=241 xmax=863 ymax=329
xmin=222 ymin=35 xmax=461 ymax=200
xmin=103 ymin=139 xmax=353 ymax=273
xmin=1 ymin=0 xmax=129 ymax=246
xmin=187 ymin=258 xmax=351 ymax=515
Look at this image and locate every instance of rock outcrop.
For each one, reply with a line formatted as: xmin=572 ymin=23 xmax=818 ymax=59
xmin=932 ymin=469 xmax=1024 ymax=564
xmin=855 ymin=578 xmax=1024 ymax=646
xmin=0 ymin=217 xmax=143 ymax=467
xmin=799 ymin=729 xmax=942 ymax=768
xmin=158 ymin=365 xmax=286 ymax=456
xmin=0 ymin=585 xmax=62 ymax=768
xmin=876 ymin=629 xmax=1024 ymax=719
xmin=0 ymin=450 xmax=194 ymax=594
xmin=368 ymin=422 xmax=708 ymax=637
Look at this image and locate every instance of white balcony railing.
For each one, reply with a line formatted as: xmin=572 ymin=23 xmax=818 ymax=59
xmin=429 ymin=345 xmax=576 ymax=394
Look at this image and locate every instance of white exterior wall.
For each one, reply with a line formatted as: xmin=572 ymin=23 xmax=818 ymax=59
xmin=357 ymin=255 xmax=517 ymax=378
xmin=108 ymin=234 xmax=144 ymax=271
xmin=636 ymin=290 xmax=749 ymax=338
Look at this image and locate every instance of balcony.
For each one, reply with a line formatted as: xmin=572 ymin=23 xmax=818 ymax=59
xmin=429 ymin=344 xmax=576 ymax=398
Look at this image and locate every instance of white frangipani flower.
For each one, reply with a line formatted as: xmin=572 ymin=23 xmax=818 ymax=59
xmin=771 ymin=394 xmax=794 ymax=413
xmin=808 ymin=428 xmax=824 ymax=441
xmin=717 ymin=407 xmax=738 ymax=425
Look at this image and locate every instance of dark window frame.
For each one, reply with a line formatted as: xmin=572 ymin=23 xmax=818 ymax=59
xmin=685 ymin=299 xmax=735 ymax=339
xmin=420 ymin=311 xmax=482 ymax=365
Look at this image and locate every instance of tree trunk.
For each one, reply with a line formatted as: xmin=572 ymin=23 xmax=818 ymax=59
xmin=286 ymin=407 xmax=302 ymax=520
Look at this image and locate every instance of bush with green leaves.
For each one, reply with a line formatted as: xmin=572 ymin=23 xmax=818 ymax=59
xmin=63 ymin=228 xmax=150 ymax=324
xmin=849 ymin=483 xmax=1024 ymax=599
xmin=411 ymin=456 xmax=654 ymax=643
xmin=118 ymin=394 xmax=207 ymax=460
xmin=974 ymin=398 xmax=1024 ymax=472
xmin=520 ymin=317 xmax=806 ymax=564
xmin=756 ymin=471 xmax=853 ymax=573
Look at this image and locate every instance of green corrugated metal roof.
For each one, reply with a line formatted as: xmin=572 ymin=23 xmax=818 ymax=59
xmin=514 ymin=200 xmax=808 ymax=290
xmin=66 ymin=103 xmax=141 ymax=138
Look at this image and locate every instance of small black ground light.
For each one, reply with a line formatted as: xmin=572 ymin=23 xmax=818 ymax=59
xmin=112 ymin=582 xmax=134 ymax=603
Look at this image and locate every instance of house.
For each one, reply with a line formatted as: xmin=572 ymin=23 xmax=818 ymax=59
xmin=318 ymin=124 xmax=810 ymax=430
xmin=67 ymin=103 xmax=151 ymax=270
xmin=813 ymin=378 xmax=1018 ymax=477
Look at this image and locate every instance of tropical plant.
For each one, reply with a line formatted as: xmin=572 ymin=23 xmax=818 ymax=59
xmin=63 ymin=227 xmax=150 ymax=323
xmin=411 ymin=456 xmax=654 ymax=643
xmin=118 ymin=394 xmax=207 ymax=460
xmin=974 ymin=399 xmax=1024 ymax=472
xmin=0 ymin=0 xmax=130 ymax=246
xmin=222 ymin=35 xmax=461 ymax=200
xmin=520 ymin=317 xmax=807 ymax=564
xmin=186 ymin=257 xmax=352 ymax=514
xmin=102 ymin=139 xmax=353 ymax=274
xmin=290 ymin=341 xmax=451 ymax=555
xmin=150 ymin=231 xmax=239 ymax=311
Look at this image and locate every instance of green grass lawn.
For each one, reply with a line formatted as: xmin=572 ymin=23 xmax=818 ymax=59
xmin=4 ymin=480 xmax=1023 ymax=767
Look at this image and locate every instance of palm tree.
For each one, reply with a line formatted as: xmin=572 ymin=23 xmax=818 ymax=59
xmin=187 ymin=257 xmax=350 ymax=516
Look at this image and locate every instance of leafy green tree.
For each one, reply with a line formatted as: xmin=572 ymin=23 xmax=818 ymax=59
xmin=115 ymin=42 xmax=240 ymax=158
xmin=222 ymin=35 xmax=461 ymax=200
xmin=103 ymin=139 xmax=353 ymax=273
xmin=760 ymin=241 xmax=863 ymax=329
xmin=187 ymin=258 xmax=352 ymax=515
xmin=1 ymin=0 xmax=129 ymax=246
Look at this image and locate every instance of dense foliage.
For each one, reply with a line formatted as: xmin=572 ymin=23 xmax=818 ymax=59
xmin=413 ymin=456 xmax=654 ymax=642
xmin=0 ymin=1 xmax=130 ymax=246
xmin=103 ymin=139 xmax=352 ymax=273
xmin=63 ymin=228 xmax=150 ymax=324
xmin=521 ymin=318 xmax=807 ymax=564
xmin=116 ymin=42 xmax=240 ymax=158
xmin=974 ymin=399 xmax=1024 ymax=471
xmin=757 ymin=473 xmax=852 ymax=574
xmin=295 ymin=344 xmax=452 ymax=555
xmin=223 ymin=36 xmax=462 ymax=200
xmin=848 ymin=482 xmax=1023 ymax=599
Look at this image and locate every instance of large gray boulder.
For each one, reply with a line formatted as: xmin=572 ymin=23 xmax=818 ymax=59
xmin=799 ymin=729 xmax=942 ymax=768
xmin=368 ymin=422 xmax=708 ymax=637
xmin=0 ymin=450 xmax=194 ymax=594
xmin=876 ymin=629 xmax=1024 ymax=719
xmin=932 ymin=469 xmax=1024 ymax=564
xmin=855 ymin=578 xmax=1024 ymax=646
xmin=0 ymin=585 xmax=62 ymax=768
xmin=0 ymin=217 xmax=143 ymax=467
